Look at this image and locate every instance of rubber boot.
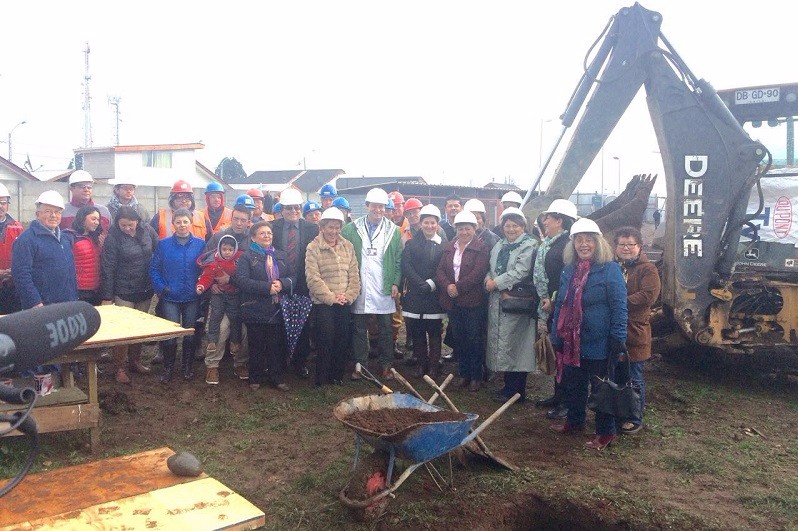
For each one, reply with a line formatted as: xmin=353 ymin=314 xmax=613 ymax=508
xmin=182 ymin=337 xmax=195 ymax=381
xmin=427 ymin=331 xmax=442 ymax=380
xmin=160 ymin=343 xmax=177 ymax=384
xmin=112 ymin=346 xmax=131 ymax=384
xmin=128 ymin=344 xmax=151 ymax=375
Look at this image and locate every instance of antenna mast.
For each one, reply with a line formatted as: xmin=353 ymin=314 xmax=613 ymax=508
xmin=82 ymin=42 xmax=92 ymax=147
xmin=108 ymin=95 xmax=121 ymax=145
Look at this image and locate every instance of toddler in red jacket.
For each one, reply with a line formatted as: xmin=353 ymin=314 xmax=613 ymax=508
xmin=196 ymin=235 xmax=243 ymax=360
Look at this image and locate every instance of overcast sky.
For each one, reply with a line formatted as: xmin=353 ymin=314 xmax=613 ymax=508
xmin=1 ymin=0 xmax=795 ymax=197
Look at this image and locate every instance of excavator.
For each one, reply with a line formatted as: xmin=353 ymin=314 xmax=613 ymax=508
xmin=523 ymin=3 xmax=798 ymax=354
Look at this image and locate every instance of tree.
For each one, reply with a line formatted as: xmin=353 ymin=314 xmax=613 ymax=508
xmin=215 ymin=157 xmax=247 ymax=181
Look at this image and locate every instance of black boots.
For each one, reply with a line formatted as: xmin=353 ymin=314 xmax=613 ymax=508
xmin=182 ymin=338 xmax=195 ymax=381
xmin=160 ymin=343 xmax=177 ymax=384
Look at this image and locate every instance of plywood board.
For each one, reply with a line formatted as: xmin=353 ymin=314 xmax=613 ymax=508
xmin=7 ymin=477 xmax=265 ymax=531
xmin=75 ymin=305 xmax=194 ymax=349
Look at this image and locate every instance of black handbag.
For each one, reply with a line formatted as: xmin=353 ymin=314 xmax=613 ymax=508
xmin=500 ymin=282 xmax=539 ymax=315
xmin=587 ymin=356 xmax=641 ymax=419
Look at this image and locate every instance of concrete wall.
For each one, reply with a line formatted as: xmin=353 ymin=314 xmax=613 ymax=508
xmin=0 ymin=180 xmax=238 ymax=225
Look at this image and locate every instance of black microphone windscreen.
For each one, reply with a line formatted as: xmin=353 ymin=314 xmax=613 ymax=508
xmin=0 ymin=301 xmax=101 ymax=374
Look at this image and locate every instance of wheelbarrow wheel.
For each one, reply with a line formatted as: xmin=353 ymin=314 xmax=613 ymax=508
xmin=340 ymin=450 xmax=391 ymax=522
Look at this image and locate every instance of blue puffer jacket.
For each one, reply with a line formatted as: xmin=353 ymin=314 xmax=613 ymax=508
xmin=11 ymin=220 xmax=78 ymax=309
xmin=551 ymin=260 xmax=627 ymax=360
xmin=149 ymin=234 xmax=205 ymax=303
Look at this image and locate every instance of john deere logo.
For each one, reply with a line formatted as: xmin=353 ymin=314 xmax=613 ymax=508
xmin=744 ymin=248 xmax=759 ymax=260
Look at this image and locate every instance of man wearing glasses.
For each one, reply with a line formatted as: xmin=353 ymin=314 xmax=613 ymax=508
xmin=0 ymin=183 xmax=24 ymax=314
xmin=60 ymin=170 xmax=112 ymax=233
xmin=12 ymin=190 xmax=77 ymax=309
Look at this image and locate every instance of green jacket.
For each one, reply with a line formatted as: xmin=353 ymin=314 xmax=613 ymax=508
xmin=341 ymin=216 xmax=402 ymax=296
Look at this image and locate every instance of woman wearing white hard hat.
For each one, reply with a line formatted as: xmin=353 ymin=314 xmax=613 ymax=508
xmin=435 ymin=210 xmax=490 ymax=391
xmin=549 ymin=217 xmax=628 ymax=450
xmin=532 ymin=199 xmax=577 ymax=418
xmin=401 ymin=204 xmax=446 ymax=379
xmin=463 ymin=198 xmax=499 ymax=252
xmin=484 ymin=207 xmax=538 ymax=402
xmin=492 ymin=190 xmax=525 ymax=238
xmin=305 ymin=207 xmax=361 ymax=386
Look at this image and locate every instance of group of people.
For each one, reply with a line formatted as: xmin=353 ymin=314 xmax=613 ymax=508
xmin=0 ymin=174 xmax=660 ymax=450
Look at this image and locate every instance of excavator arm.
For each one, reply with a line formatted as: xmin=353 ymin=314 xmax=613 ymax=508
xmin=523 ymin=3 xmax=769 ymax=348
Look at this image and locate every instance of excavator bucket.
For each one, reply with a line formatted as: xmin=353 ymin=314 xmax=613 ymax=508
xmin=588 ymin=174 xmax=657 ymax=234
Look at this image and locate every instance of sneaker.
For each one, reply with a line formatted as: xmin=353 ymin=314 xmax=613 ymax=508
xmin=205 ymin=367 xmax=219 ymax=385
xmin=229 ymin=342 xmax=241 ymax=354
xmin=234 ymin=365 xmax=249 ymax=380
xmin=205 ymin=342 xmax=217 ymax=355
xmin=619 ymin=421 xmax=643 ymax=434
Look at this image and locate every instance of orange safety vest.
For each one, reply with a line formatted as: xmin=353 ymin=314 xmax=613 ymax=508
xmin=158 ymin=209 xmax=208 ymax=240
xmin=202 ymin=207 xmax=233 ymax=234
xmin=0 ymin=222 xmax=23 ymax=270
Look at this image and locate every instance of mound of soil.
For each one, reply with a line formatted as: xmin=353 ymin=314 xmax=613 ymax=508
xmin=346 ymin=408 xmax=467 ymax=434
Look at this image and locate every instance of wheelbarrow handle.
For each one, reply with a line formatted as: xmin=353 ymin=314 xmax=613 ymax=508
xmin=390 ymin=369 xmax=424 ymax=401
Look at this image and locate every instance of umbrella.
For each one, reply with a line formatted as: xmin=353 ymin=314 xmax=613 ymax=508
xmin=280 ymin=294 xmax=313 ymax=358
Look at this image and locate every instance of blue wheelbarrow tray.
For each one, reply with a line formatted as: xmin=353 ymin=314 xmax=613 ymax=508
xmin=334 ymin=393 xmax=479 ymax=464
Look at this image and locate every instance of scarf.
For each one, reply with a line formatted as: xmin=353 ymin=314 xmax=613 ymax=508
xmin=250 ymin=242 xmax=280 ymax=303
xmin=555 ymin=258 xmax=592 ymax=382
xmin=533 ymin=231 xmax=566 ymax=311
xmin=618 ymin=255 xmax=640 ymax=282
xmin=495 ymin=233 xmax=529 ymax=276
xmin=108 ymin=195 xmax=141 ymax=214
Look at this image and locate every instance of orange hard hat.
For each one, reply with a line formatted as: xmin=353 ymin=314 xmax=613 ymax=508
xmin=404 ymin=197 xmax=423 ymax=211
xmin=387 ymin=191 xmax=405 ymax=206
xmin=247 ymin=188 xmax=265 ymax=199
xmin=170 ymin=180 xmax=193 ymax=194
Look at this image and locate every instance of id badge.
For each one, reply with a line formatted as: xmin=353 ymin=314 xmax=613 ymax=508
xmin=366 ymin=247 xmax=378 ymax=257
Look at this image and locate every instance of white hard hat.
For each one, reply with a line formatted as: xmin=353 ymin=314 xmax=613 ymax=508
xmin=108 ymin=178 xmax=136 ymax=187
xmin=320 ymin=207 xmax=345 ymax=223
xmin=0 ymin=183 xmax=10 ymax=198
xmin=500 ymin=207 xmax=527 ymax=224
xmin=35 ymin=190 xmax=65 ymax=210
xmin=570 ymin=217 xmax=602 ymax=237
xmin=500 ymin=191 xmax=523 ymax=205
xmin=279 ymin=188 xmax=303 ymax=206
xmin=453 ymin=210 xmax=478 ymax=226
xmin=463 ymin=198 xmax=486 ymax=213
xmin=365 ymin=188 xmax=389 ymax=205
xmin=419 ymin=204 xmax=441 ymax=221
xmin=542 ymin=199 xmax=578 ymax=220
xmin=69 ymin=170 xmax=93 ymax=185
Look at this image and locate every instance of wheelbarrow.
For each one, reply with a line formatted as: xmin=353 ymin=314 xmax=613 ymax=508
xmin=334 ymin=390 xmax=518 ymax=520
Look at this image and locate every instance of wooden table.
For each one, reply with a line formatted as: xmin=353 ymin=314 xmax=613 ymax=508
xmin=0 ymin=305 xmax=194 ymax=452
xmin=0 ymin=447 xmax=265 ymax=530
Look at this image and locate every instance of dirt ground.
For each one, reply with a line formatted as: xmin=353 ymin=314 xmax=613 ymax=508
xmin=3 ymin=334 xmax=797 ymax=530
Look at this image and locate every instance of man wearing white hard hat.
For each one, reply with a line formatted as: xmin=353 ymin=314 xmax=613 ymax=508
xmin=532 ymin=199 xmax=577 ymax=418
xmin=12 ymin=190 xmax=78 ymax=309
xmin=60 ymin=170 xmax=112 ymax=233
xmin=305 ymin=207 xmax=361 ymax=386
xmin=107 ymin=177 xmax=150 ymax=223
xmin=0 ymin=182 xmax=24 ymax=313
xmin=271 ymin=187 xmax=319 ymax=378
xmin=341 ymin=188 xmax=402 ymax=381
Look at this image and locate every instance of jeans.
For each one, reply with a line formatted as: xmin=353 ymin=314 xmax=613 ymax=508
xmin=563 ymin=358 xmax=616 ymax=436
xmin=352 ymin=313 xmax=393 ymax=369
xmin=616 ymin=359 xmax=645 ymax=424
xmin=448 ymin=305 xmax=482 ymax=382
xmin=207 ymin=292 xmax=240 ymax=344
xmin=160 ymin=299 xmax=200 ymax=356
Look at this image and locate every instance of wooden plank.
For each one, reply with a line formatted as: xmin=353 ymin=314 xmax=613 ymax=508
xmin=1 ymin=403 xmax=98 ymax=436
xmin=13 ymin=477 xmax=266 ymax=530
xmin=0 ymin=385 xmax=88 ymax=413
xmin=0 ymin=448 xmax=201 ymax=527
xmin=73 ymin=305 xmax=194 ymax=349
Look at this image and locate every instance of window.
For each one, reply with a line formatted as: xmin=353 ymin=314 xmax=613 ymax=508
xmin=142 ymin=151 xmax=172 ymax=168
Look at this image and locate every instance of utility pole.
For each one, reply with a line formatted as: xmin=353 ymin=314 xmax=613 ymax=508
xmin=108 ymin=96 xmax=121 ymax=145
xmin=82 ymin=42 xmax=92 ymax=148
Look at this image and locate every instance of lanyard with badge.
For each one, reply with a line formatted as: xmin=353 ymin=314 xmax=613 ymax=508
xmin=366 ymin=220 xmax=382 ymax=257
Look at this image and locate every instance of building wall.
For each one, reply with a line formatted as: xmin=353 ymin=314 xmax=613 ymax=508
xmin=81 ymin=152 xmax=116 ymax=181
xmin=111 ymin=149 xmax=202 ymax=187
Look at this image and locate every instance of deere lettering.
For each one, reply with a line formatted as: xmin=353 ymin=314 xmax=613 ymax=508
xmin=682 ymin=155 xmax=707 ymax=257
xmin=46 ymin=312 xmax=89 ymax=348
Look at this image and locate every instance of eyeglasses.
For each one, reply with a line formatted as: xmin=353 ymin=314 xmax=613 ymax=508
xmin=38 ymin=209 xmax=62 ymax=217
xmin=616 ymin=243 xmax=639 ymax=249
xmin=283 ymin=205 xmax=301 ymax=211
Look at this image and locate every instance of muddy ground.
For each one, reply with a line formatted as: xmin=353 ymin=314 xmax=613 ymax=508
xmin=3 ymin=336 xmax=797 ymax=530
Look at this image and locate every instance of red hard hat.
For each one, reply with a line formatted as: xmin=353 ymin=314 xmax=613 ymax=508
xmin=387 ymin=191 xmax=405 ymax=206
xmin=404 ymin=197 xmax=423 ymax=211
xmin=247 ymin=188 xmax=265 ymax=199
xmin=171 ymin=180 xmax=193 ymax=194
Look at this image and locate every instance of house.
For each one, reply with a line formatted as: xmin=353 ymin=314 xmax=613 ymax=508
xmin=0 ymin=156 xmax=46 ymax=221
xmin=226 ymin=169 xmax=345 ymax=201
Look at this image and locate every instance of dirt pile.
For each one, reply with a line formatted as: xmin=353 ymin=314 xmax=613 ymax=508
xmin=346 ymin=408 xmax=467 ymax=434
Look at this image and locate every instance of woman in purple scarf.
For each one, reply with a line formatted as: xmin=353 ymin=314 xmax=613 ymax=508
xmin=234 ymin=221 xmax=295 ymax=391
xmin=549 ymin=218 xmax=627 ymax=450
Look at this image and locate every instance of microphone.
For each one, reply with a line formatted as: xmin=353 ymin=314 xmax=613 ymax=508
xmin=0 ymin=301 xmax=102 ymax=375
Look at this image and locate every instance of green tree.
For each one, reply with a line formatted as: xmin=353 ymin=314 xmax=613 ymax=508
xmin=215 ymin=157 xmax=247 ymax=181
